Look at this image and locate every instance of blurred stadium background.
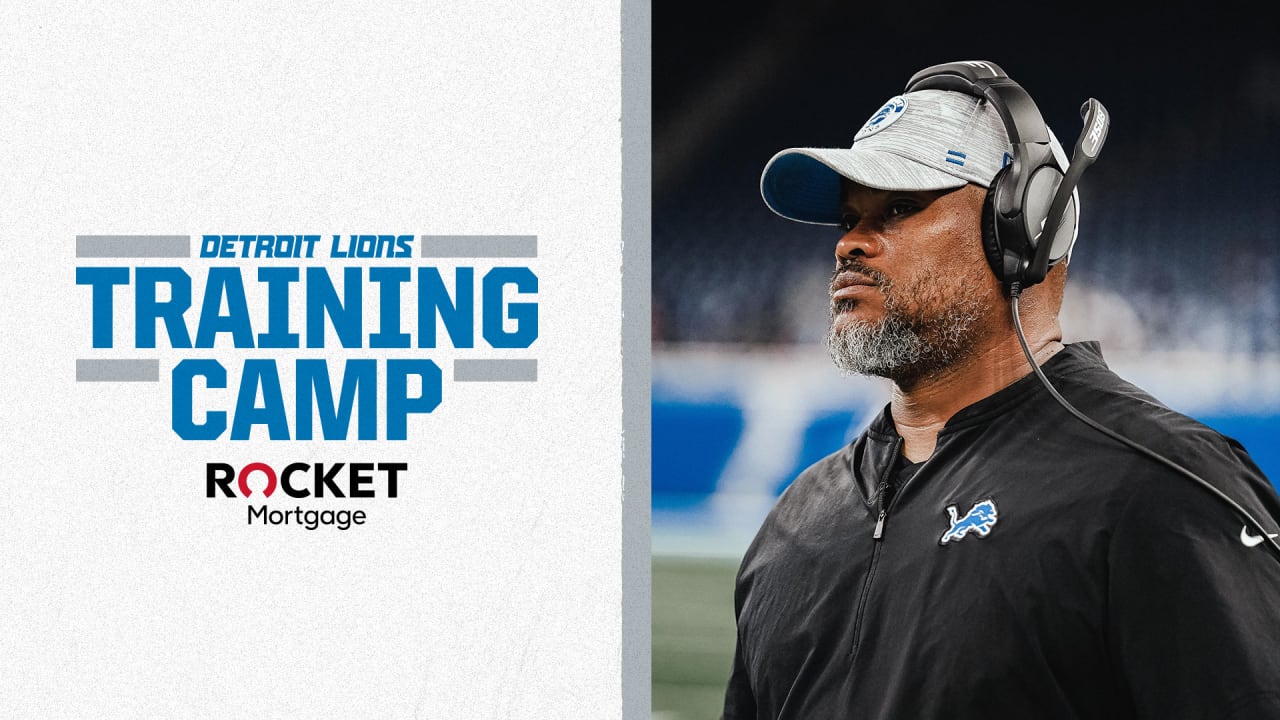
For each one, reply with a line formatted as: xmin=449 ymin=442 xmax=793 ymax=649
xmin=650 ymin=2 xmax=1280 ymax=718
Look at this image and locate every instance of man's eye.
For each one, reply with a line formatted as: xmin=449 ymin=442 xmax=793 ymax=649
xmin=886 ymin=200 xmax=918 ymax=218
xmin=840 ymin=213 xmax=859 ymax=232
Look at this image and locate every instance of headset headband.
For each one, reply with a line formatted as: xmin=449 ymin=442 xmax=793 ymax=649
xmin=904 ymin=61 xmax=1050 ymax=146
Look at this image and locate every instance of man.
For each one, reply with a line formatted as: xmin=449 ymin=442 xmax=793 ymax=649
xmin=722 ymin=61 xmax=1280 ymax=719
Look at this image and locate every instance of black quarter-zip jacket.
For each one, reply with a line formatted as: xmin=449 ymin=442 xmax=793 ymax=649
xmin=723 ymin=342 xmax=1280 ymax=719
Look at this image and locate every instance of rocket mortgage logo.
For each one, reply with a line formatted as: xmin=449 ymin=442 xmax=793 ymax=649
xmin=74 ymin=233 xmax=540 ymax=530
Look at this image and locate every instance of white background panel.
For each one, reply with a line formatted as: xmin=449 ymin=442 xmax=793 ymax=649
xmin=0 ymin=2 xmax=623 ymax=718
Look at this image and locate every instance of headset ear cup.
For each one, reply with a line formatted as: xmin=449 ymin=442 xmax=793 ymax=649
xmin=1023 ymin=166 xmax=1072 ymax=275
xmin=981 ymin=180 xmax=1005 ymax=283
xmin=1046 ymin=189 xmax=1078 ymax=267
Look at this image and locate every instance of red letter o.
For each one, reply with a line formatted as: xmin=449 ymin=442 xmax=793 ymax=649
xmin=238 ymin=463 xmax=278 ymax=497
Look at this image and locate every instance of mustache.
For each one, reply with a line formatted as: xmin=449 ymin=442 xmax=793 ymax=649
xmin=829 ymin=259 xmax=890 ymax=296
xmin=830 ymin=260 xmax=891 ymax=316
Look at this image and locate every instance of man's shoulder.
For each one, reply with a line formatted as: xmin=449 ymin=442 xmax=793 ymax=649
xmin=1049 ymin=342 xmax=1274 ymax=504
xmin=1051 ymin=344 xmax=1243 ymax=454
xmin=738 ymin=441 xmax=866 ymax=558
xmin=774 ymin=443 xmax=860 ymax=510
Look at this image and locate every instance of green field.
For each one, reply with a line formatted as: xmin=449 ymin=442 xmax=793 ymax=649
xmin=652 ymin=554 xmax=742 ymax=720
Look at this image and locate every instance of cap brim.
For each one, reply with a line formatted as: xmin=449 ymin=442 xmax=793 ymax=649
xmin=760 ymin=147 xmax=969 ymax=225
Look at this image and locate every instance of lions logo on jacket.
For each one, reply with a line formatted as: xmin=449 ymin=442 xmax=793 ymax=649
xmin=940 ymin=499 xmax=998 ymax=544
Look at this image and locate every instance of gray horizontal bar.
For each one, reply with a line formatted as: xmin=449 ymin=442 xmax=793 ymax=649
xmin=454 ymin=359 xmax=537 ymax=382
xmin=76 ymin=235 xmax=191 ymax=258
xmin=420 ymin=235 xmax=537 ymax=258
xmin=76 ymin=359 xmax=160 ymax=382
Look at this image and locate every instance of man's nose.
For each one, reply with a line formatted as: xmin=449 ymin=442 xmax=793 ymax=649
xmin=835 ymin=228 xmax=883 ymax=261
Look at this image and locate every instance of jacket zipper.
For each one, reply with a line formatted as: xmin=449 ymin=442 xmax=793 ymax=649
xmin=872 ymin=483 xmax=894 ymax=540
xmin=850 ymin=438 xmax=902 ymax=660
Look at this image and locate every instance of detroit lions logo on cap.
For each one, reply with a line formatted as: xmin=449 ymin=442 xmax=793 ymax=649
xmin=939 ymin=498 xmax=998 ymax=544
xmin=855 ymin=95 xmax=907 ymax=141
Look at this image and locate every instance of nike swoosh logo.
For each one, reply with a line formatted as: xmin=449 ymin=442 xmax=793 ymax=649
xmin=1240 ymin=526 xmax=1280 ymax=547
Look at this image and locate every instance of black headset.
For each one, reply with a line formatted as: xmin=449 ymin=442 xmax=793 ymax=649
xmin=904 ymin=60 xmax=1109 ymax=291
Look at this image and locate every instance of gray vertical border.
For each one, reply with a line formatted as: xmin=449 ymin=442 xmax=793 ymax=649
xmin=621 ymin=0 xmax=652 ymax=716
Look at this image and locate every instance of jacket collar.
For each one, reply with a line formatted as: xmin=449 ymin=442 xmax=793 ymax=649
xmin=851 ymin=341 xmax=1107 ymax=504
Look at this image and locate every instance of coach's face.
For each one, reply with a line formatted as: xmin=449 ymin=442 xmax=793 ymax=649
xmin=826 ymin=180 xmax=1004 ymax=383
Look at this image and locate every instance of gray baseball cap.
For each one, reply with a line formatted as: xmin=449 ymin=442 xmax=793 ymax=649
xmin=761 ymin=89 xmax=1016 ymax=225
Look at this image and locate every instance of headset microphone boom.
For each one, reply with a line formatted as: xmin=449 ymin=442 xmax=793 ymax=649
xmin=1033 ymin=98 xmax=1109 ymax=283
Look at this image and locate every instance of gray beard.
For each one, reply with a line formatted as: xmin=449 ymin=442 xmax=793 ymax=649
xmin=826 ymin=293 xmax=986 ymax=385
